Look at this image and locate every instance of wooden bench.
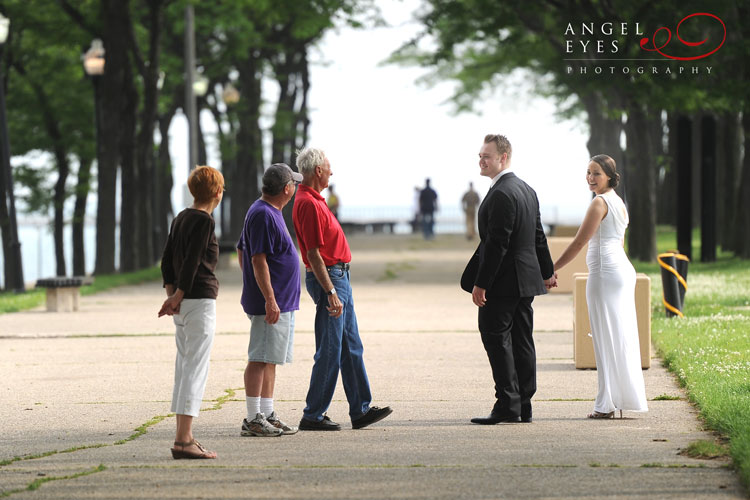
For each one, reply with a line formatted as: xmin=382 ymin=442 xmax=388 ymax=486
xmin=572 ymin=272 xmax=651 ymax=369
xmin=35 ymin=276 xmax=94 ymax=312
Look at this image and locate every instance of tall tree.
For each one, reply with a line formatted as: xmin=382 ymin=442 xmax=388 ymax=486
xmin=3 ymin=0 xmax=96 ymax=277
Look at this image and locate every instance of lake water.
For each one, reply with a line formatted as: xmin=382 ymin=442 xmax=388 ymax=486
xmin=0 ymin=205 xmax=464 ymax=288
xmin=1 ymin=202 xmax=579 ymax=288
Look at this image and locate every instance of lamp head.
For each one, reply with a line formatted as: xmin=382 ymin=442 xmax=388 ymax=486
xmin=83 ymin=38 xmax=105 ymax=76
xmin=0 ymin=13 xmax=10 ymax=44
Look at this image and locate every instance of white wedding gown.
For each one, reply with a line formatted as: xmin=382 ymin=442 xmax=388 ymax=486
xmin=586 ymin=190 xmax=648 ymax=413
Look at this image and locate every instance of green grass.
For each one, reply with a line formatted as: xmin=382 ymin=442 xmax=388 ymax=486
xmin=683 ymin=440 xmax=731 ymax=460
xmin=633 ymin=226 xmax=750 ymax=489
xmin=0 ymin=266 xmax=162 ymax=315
xmin=0 ymin=289 xmax=45 ymax=313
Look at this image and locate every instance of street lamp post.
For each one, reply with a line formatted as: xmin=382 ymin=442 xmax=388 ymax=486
xmin=82 ymin=39 xmax=104 ymax=276
xmin=0 ymin=12 xmax=24 ymax=292
xmin=219 ymin=83 xmax=239 ymax=238
xmin=83 ymin=39 xmax=105 ymax=182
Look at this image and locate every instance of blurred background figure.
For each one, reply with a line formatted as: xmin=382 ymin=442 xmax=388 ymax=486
xmin=461 ymin=182 xmax=481 ymax=240
xmin=411 ymin=186 xmax=422 ymax=234
xmin=327 ymin=184 xmax=340 ymax=219
xmin=419 ymin=178 xmax=439 ymax=240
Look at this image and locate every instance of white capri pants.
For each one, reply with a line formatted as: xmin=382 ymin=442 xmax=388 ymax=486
xmin=171 ymin=298 xmax=216 ymax=417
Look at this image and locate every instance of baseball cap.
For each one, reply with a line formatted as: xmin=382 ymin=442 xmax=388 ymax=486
xmin=262 ymin=163 xmax=303 ymax=193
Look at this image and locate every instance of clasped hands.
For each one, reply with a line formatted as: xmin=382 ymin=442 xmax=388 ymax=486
xmin=472 ymin=272 xmax=559 ymax=307
xmin=545 ymin=272 xmax=559 ymax=290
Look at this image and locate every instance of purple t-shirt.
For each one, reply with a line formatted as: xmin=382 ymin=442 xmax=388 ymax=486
xmin=237 ymin=200 xmax=301 ymax=315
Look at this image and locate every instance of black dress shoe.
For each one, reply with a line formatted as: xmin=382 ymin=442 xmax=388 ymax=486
xmin=470 ymin=414 xmax=521 ymax=425
xmin=352 ymin=406 xmax=393 ymax=429
xmin=299 ymin=414 xmax=341 ymax=431
xmin=521 ymin=403 xmax=532 ymax=423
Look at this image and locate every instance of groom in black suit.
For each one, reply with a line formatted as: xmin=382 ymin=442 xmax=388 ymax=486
xmin=462 ymin=134 xmax=556 ymax=424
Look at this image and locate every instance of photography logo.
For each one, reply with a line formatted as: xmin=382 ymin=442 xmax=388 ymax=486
xmin=564 ymin=13 xmax=725 ymax=76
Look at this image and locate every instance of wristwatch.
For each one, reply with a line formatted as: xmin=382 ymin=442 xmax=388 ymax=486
xmin=327 ymin=288 xmax=336 ymax=296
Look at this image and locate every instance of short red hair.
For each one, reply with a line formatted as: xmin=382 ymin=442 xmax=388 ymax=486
xmin=188 ymin=166 xmax=224 ymax=204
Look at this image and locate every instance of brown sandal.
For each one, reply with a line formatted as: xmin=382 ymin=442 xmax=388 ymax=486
xmin=170 ymin=440 xmax=217 ymax=459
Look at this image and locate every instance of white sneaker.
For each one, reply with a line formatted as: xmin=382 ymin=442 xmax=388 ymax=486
xmin=267 ymin=411 xmax=299 ymax=435
xmin=240 ymin=412 xmax=283 ymax=437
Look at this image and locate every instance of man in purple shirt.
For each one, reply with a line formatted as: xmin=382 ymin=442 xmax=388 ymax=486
xmin=237 ymin=163 xmax=302 ymax=437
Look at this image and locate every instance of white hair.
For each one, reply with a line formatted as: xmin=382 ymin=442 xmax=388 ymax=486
xmin=296 ymin=147 xmax=326 ymax=176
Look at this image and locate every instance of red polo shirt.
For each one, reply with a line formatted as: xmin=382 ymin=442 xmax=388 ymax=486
xmin=293 ymin=184 xmax=352 ymax=268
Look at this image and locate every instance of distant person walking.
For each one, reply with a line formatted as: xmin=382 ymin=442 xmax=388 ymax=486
xmin=159 ymin=165 xmax=224 ymax=459
xmin=553 ymin=154 xmax=647 ymax=419
xmin=237 ymin=163 xmax=303 ymax=437
xmin=461 ymin=182 xmax=481 ymax=240
xmin=419 ymin=178 xmax=438 ymax=240
xmin=412 ymin=186 xmax=422 ymax=234
xmin=293 ymin=146 xmax=392 ymax=431
xmin=327 ymin=184 xmax=340 ymax=219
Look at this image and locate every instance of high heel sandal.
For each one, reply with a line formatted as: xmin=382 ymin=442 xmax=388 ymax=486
xmin=587 ymin=410 xmax=623 ymax=419
xmin=170 ymin=439 xmax=217 ymax=459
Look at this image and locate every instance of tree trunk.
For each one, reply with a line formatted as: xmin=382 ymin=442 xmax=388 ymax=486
xmin=720 ymin=112 xmax=741 ymax=251
xmin=230 ymin=54 xmax=263 ymax=240
xmin=135 ymin=0 xmax=164 ymax=269
xmin=52 ymin=148 xmax=69 ymax=276
xmin=96 ymin=0 xmax=131 ymax=275
xmin=690 ymin=112 xmax=702 ymax=228
xmin=26 ymin=76 xmax=70 ymax=276
xmin=73 ymin=156 xmax=93 ymax=276
xmin=297 ymin=49 xmax=311 ymax=150
xmin=648 ymin=110 xmax=667 ymax=226
xmin=733 ymin=112 xmax=750 ymax=258
xmin=623 ymin=101 xmax=657 ymax=262
xmin=271 ymin=50 xmax=302 ymax=166
xmin=153 ymin=108 xmax=175 ymax=261
xmin=119 ymin=60 xmax=139 ymax=273
xmin=0 ymin=109 xmax=11 ymax=288
xmin=657 ymin=112 xmax=678 ymax=226
xmin=581 ymin=92 xmax=625 ymax=197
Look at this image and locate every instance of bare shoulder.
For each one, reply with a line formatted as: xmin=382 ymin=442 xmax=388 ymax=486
xmin=589 ymin=195 xmax=608 ymax=217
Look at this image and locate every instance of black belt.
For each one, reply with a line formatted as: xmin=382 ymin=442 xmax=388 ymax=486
xmin=326 ymin=262 xmax=350 ymax=272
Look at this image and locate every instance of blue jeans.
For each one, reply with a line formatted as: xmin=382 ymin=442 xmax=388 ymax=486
xmin=303 ymin=266 xmax=372 ymax=421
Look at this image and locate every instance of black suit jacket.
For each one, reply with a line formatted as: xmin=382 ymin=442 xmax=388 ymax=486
xmin=461 ymin=172 xmax=553 ymax=297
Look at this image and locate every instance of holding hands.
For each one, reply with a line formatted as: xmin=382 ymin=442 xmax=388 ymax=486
xmin=544 ymin=272 xmax=559 ymax=290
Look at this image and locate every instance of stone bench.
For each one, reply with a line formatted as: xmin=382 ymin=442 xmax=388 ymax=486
xmin=572 ymin=272 xmax=651 ymax=369
xmin=547 ymin=236 xmax=588 ymax=293
xmin=340 ymin=220 xmax=397 ymax=235
xmin=35 ymin=276 xmax=94 ymax=312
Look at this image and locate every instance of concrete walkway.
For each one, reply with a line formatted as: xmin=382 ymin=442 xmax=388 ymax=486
xmin=0 ymin=234 xmax=745 ymax=499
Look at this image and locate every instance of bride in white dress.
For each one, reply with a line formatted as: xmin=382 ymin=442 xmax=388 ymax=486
xmin=553 ymin=154 xmax=648 ymax=418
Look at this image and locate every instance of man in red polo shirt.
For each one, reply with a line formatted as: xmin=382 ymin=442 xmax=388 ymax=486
xmin=293 ymin=147 xmax=392 ymax=431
